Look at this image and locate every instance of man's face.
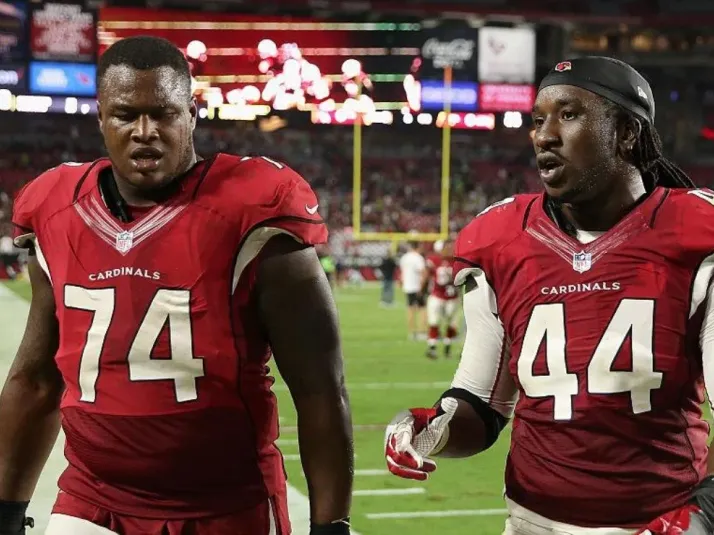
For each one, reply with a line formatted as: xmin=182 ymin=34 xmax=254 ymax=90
xmin=531 ymin=85 xmax=621 ymax=203
xmin=98 ymin=65 xmax=197 ymax=191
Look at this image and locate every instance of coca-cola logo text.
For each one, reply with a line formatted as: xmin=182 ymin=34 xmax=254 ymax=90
xmin=422 ymin=38 xmax=475 ymax=69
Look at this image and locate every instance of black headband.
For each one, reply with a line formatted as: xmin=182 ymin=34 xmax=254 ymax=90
xmin=538 ymin=56 xmax=655 ymax=124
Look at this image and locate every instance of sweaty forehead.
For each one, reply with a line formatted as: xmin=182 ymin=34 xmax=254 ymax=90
xmin=533 ymin=85 xmax=602 ymax=111
xmin=99 ymin=65 xmax=189 ymax=107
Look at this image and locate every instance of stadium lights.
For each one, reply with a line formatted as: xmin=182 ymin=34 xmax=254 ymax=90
xmin=16 ymin=95 xmax=52 ymax=113
xmin=503 ymin=111 xmax=523 ymax=128
xmin=436 ymin=111 xmax=496 ymax=130
xmin=0 ymin=89 xmax=11 ymax=111
xmin=186 ymin=40 xmax=207 ymax=61
xmin=64 ymin=97 xmax=78 ymax=114
xmin=311 ymin=109 xmax=393 ymax=126
xmin=417 ymin=113 xmax=433 ymax=125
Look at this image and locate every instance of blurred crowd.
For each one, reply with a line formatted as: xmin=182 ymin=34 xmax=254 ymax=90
xmin=0 ymin=111 xmax=712 ymax=252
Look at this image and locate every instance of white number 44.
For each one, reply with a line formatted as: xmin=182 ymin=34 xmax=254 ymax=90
xmin=64 ymin=286 xmax=205 ymax=403
xmin=518 ymin=299 xmax=663 ymax=421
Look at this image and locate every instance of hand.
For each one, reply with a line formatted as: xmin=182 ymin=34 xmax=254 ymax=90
xmin=384 ymin=397 xmax=458 ymax=481
xmin=637 ymin=505 xmax=710 ymax=535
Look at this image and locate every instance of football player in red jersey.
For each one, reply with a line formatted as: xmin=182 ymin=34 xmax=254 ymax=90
xmin=385 ymin=56 xmax=714 ymax=534
xmin=0 ymin=37 xmax=353 ymax=535
xmin=423 ymin=240 xmax=459 ymax=359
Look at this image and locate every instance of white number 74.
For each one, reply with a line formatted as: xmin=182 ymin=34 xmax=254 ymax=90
xmin=64 ymin=285 xmax=205 ymax=403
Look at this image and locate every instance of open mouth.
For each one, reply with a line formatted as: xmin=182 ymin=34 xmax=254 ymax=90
xmin=537 ymin=155 xmax=564 ymax=181
xmin=130 ymin=148 xmax=163 ymax=172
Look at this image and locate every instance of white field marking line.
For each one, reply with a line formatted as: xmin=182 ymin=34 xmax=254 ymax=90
xmin=354 ymin=469 xmax=388 ymax=476
xmin=366 ymin=508 xmax=508 ymax=519
xmin=283 ymin=453 xmax=358 ymax=461
xmin=276 ymin=438 xmax=299 ymax=446
xmin=282 ymin=423 xmax=514 ymax=434
xmin=272 ymin=381 xmax=450 ymax=392
xmin=282 ymin=423 xmax=385 ymax=433
xmin=353 ymin=488 xmax=426 ymax=497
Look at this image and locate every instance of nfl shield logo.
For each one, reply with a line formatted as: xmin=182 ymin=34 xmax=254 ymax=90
xmin=555 ymin=61 xmax=572 ymax=72
xmin=572 ymin=251 xmax=592 ymax=273
xmin=115 ymin=231 xmax=134 ymax=254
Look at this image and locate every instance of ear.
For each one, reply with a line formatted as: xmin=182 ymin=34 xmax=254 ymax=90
xmin=96 ymin=99 xmax=104 ymax=131
xmin=618 ymin=117 xmax=641 ymax=155
xmin=189 ymin=97 xmax=198 ymax=131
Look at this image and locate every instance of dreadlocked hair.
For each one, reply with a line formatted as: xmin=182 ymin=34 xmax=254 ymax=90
xmin=608 ymin=102 xmax=695 ymax=190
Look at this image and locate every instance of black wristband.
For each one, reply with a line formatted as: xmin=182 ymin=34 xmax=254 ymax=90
xmin=0 ymin=500 xmax=32 ymax=533
xmin=309 ymin=518 xmax=350 ymax=535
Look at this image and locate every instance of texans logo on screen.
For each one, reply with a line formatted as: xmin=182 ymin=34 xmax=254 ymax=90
xmin=76 ymin=71 xmax=92 ymax=86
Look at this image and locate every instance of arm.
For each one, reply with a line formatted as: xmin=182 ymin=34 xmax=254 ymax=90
xmin=257 ymin=235 xmax=353 ymax=526
xmin=385 ymin=268 xmax=516 ymax=480
xmin=434 ymin=269 xmax=516 ymax=457
xmin=420 ymin=259 xmax=431 ymax=292
xmin=699 ymin=281 xmax=714 ymax=474
xmin=0 ymin=255 xmax=62 ymax=520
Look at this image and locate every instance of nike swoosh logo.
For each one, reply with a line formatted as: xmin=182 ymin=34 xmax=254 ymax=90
xmin=305 ymin=204 xmax=319 ymax=215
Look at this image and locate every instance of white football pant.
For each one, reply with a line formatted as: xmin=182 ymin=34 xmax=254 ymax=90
xmin=503 ymin=498 xmax=637 ymax=535
xmin=45 ymin=514 xmax=118 ymax=534
xmin=426 ymin=295 xmax=459 ymax=327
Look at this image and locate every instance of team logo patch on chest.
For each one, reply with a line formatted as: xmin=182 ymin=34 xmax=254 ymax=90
xmin=74 ymin=196 xmax=187 ymax=256
xmin=572 ymin=251 xmax=592 ymax=273
xmin=526 ymin=215 xmax=649 ymax=275
xmin=115 ymin=231 xmax=134 ymax=254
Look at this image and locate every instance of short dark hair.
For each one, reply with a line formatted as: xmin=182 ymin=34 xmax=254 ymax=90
xmin=97 ymin=36 xmax=192 ymax=97
xmin=606 ymin=100 xmax=695 ymax=190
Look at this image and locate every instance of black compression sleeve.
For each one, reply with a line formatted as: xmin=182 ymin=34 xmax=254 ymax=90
xmin=439 ymin=387 xmax=508 ymax=449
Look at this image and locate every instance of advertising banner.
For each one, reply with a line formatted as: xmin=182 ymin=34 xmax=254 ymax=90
xmin=478 ymin=26 xmax=535 ymax=83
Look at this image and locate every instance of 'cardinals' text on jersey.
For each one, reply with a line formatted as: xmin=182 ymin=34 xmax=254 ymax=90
xmin=12 ymin=154 xmax=327 ymax=519
xmin=451 ymin=188 xmax=714 ymax=528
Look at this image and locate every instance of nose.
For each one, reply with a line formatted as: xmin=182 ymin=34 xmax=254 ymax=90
xmin=533 ymin=117 xmax=560 ymax=151
xmin=131 ymin=114 xmax=159 ymax=144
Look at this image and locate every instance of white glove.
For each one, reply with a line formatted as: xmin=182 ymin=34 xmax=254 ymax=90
xmin=384 ymin=397 xmax=459 ymax=480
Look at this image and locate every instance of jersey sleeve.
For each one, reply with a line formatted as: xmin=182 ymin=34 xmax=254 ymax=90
xmin=453 ymin=196 xmax=518 ymax=288
xmin=11 ymin=180 xmax=38 ymax=248
xmin=450 ymin=197 xmax=522 ymax=416
xmin=241 ymin=157 xmax=327 ymax=247
xmin=450 ymin=267 xmax=516 ymax=417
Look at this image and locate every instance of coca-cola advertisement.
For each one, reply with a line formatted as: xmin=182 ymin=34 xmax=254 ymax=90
xmin=30 ymin=1 xmax=96 ymax=63
xmin=418 ymin=19 xmax=478 ymax=79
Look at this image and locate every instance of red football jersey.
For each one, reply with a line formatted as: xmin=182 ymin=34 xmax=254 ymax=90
xmin=453 ymin=188 xmax=714 ymax=528
xmin=12 ymin=154 xmax=327 ymax=519
xmin=426 ymin=254 xmax=458 ymax=300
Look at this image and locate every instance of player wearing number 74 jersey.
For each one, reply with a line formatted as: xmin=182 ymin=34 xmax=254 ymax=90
xmin=386 ymin=57 xmax=714 ymax=534
xmin=0 ymin=37 xmax=353 ymax=535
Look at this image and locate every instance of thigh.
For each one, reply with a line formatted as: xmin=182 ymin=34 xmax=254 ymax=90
xmin=444 ymin=300 xmax=459 ymax=324
xmin=426 ymin=296 xmax=442 ymax=325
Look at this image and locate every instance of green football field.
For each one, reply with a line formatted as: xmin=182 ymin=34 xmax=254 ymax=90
xmin=0 ymin=279 xmax=510 ymax=534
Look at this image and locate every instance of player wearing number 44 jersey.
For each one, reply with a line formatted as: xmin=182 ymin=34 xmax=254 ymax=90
xmin=386 ymin=57 xmax=714 ymax=535
xmin=0 ymin=37 xmax=353 ymax=535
